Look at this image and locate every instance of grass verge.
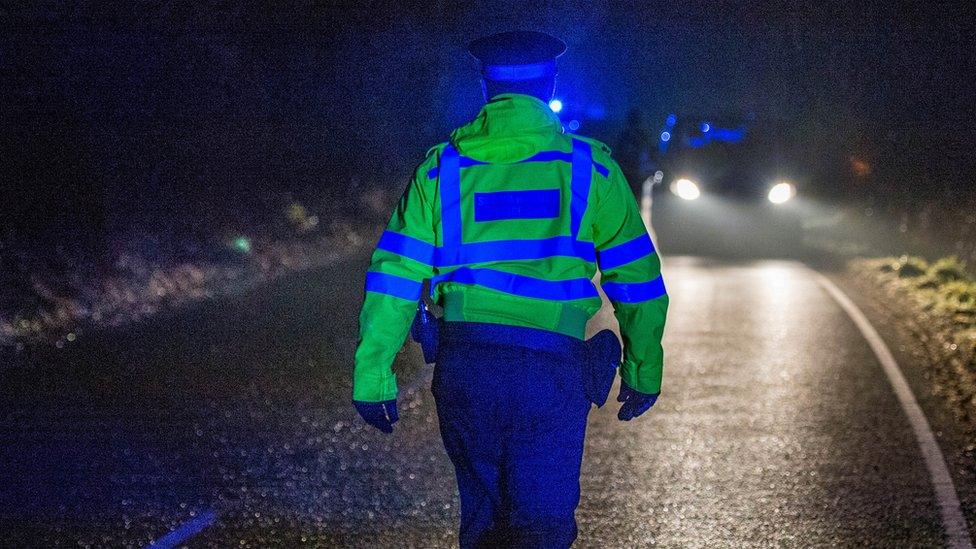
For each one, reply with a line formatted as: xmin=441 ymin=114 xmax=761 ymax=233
xmin=849 ymin=255 xmax=976 ymax=449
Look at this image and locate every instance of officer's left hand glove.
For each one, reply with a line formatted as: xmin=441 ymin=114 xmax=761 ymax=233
xmin=353 ymin=399 xmax=399 ymax=433
xmin=616 ymin=381 xmax=659 ymax=421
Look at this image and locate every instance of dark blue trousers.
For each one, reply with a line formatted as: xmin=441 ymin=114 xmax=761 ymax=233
xmin=432 ymin=323 xmax=591 ymax=549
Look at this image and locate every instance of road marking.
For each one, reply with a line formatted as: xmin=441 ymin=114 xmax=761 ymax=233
xmin=816 ymin=274 xmax=973 ymax=548
xmin=147 ymin=509 xmax=217 ymax=548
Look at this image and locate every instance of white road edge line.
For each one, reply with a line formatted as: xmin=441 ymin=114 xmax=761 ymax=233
xmin=816 ymin=273 xmax=973 ymax=548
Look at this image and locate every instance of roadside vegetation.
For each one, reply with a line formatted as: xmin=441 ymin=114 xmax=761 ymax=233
xmin=852 ymin=255 xmax=976 ymax=445
xmin=0 ymin=196 xmax=390 ymax=352
xmin=868 ymin=256 xmax=976 ymax=329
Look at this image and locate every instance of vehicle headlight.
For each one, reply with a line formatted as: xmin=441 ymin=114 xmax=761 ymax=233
xmin=671 ymin=178 xmax=701 ymax=201
xmin=768 ymin=182 xmax=795 ymax=204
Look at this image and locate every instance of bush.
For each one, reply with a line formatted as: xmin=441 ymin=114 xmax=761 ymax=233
xmin=928 ymin=256 xmax=968 ymax=284
xmin=938 ymin=280 xmax=976 ymax=311
xmin=889 ymin=255 xmax=928 ymax=278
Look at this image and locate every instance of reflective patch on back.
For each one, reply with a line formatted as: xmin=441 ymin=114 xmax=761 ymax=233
xmin=473 ymin=189 xmax=561 ymax=222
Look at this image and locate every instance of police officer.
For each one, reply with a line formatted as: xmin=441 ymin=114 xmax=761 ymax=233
xmin=353 ymin=31 xmax=668 ymax=548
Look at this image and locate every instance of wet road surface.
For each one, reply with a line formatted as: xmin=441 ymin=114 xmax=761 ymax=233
xmin=0 ymin=255 xmax=971 ymax=547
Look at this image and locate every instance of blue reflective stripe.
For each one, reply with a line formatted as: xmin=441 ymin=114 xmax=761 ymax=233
xmin=376 ymin=231 xmax=436 ymax=266
xmin=596 ymin=233 xmax=655 ymax=270
xmin=432 ymin=267 xmax=599 ymax=301
xmin=440 ymin=145 xmax=463 ymax=249
xmin=365 ymin=271 xmax=423 ymax=300
xmin=483 ymin=61 xmax=556 ymax=81
xmin=426 ymin=151 xmax=609 ymax=179
xmin=377 ymin=232 xmax=595 ymax=266
xmin=569 ymin=139 xmax=592 ymax=239
xmin=436 ymin=236 xmax=595 ymax=266
xmin=426 ymin=156 xmax=488 ymax=179
xmin=520 ymin=150 xmax=609 ymax=178
xmin=602 ymin=276 xmax=667 ymax=303
xmin=474 ymin=189 xmax=561 ymax=221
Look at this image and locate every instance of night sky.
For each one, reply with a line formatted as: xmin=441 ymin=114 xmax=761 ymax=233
xmin=1 ymin=1 xmax=974 ymax=244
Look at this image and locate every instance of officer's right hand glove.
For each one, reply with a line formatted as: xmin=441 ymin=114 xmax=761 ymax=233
xmin=616 ymin=381 xmax=659 ymax=421
xmin=353 ymin=399 xmax=399 ymax=433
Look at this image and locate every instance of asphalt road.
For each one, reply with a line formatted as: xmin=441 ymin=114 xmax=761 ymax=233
xmin=0 ymin=255 xmax=972 ymax=547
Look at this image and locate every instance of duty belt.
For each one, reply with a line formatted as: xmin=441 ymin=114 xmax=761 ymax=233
xmin=412 ymin=304 xmax=620 ymax=407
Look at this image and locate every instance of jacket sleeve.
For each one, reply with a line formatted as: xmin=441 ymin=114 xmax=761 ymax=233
xmin=591 ymin=162 xmax=669 ymax=394
xmin=352 ymin=160 xmax=437 ymax=402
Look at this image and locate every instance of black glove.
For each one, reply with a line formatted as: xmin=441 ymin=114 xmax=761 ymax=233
xmin=617 ymin=381 xmax=659 ymax=421
xmin=353 ymin=399 xmax=399 ymax=433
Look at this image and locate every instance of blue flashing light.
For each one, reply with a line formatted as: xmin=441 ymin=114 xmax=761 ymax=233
xmin=548 ymin=99 xmax=563 ymax=113
xmin=713 ymin=126 xmax=746 ymax=143
xmin=701 ymin=122 xmax=710 ymax=133
xmin=660 ymin=131 xmax=671 ymax=142
xmin=687 ymin=125 xmax=747 ymax=148
xmin=666 ymin=113 xmax=677 ymax=127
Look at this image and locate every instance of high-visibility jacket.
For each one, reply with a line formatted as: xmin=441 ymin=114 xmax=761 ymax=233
xmin=353 ymin=94 xmax=668 ymax=402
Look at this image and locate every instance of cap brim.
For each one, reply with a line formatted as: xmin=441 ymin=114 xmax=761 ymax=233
xmin=468 ymin=30 xmax=567 ymax=65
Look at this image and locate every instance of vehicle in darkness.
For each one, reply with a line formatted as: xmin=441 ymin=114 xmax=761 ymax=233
xmin=650 ymin=113 xmax=806 ymax=258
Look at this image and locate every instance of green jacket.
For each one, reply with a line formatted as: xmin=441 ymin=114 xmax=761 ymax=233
xmin=353 ymin=94 xmax=668 ymax=402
